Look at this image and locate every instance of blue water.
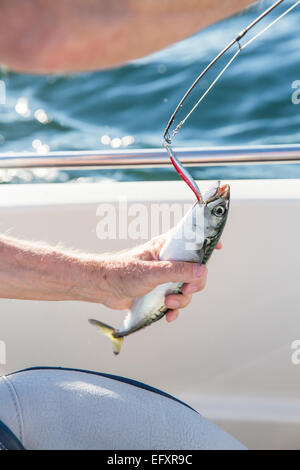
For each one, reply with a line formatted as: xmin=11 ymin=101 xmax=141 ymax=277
xmin=0 ymin=1 xmax=300 ymax=183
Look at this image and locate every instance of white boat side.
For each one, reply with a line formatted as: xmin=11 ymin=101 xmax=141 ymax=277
xmin=0 ymin=175 xmax=299 ymax=449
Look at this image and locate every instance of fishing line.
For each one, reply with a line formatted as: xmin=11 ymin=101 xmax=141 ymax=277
xmin=163 ymin=0 xmax=300 ymax=147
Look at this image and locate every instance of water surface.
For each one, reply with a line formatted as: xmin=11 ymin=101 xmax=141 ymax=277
xmin=0 ymin=1 xmax=299 ymax=183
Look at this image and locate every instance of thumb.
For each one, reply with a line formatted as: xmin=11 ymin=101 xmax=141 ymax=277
xmin=143 ymin=260 xmax=207 ymax=287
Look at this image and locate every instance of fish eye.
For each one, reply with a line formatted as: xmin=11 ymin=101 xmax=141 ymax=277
xmin=212 ymin=205 xmax=225 ymax=217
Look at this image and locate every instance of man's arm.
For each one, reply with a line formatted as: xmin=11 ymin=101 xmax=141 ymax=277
xmin=0 ymin=0 xmax=254 ymax=74
xmin=0 ymin=234 xmax=211 ymax=322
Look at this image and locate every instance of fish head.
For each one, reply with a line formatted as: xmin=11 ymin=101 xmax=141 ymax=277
xmin=203 ymin=182 xmax=230 ymax=238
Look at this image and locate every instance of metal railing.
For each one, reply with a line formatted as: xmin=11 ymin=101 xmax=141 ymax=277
xmin=0 ymin=144 xmax=300 ymax=170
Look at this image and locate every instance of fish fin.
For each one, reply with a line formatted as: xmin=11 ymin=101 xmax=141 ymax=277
xmin=89 ymin=319 xmax=124 ymax=355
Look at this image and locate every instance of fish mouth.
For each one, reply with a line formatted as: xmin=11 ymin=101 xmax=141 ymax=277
xmin=204 ymin=182 xmax=230 ymax=203
xmin=218 ymin=183 xmax=230 ymax=200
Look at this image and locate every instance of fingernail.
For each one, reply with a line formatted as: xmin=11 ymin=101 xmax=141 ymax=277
xmin=193 ymin=264 xmax=206 ymax=278
xmin=166 ymin=299 xmax=180 ymax=309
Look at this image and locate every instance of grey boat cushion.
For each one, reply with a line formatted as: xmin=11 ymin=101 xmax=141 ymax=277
xmin=0 ymin=419 xmax=24 ymax=450
xmin=0 ymin=368 xmax=246 ymax=450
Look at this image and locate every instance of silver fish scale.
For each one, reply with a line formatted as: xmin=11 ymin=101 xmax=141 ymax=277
xmin=116 ymin=283 xmax=184 ymax=337
xmin=201 ymin=236 xmax=219 ymax=265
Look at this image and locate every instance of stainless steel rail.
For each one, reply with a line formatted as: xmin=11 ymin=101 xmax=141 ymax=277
xmin=0 ymin=145 xmax=300 ymax=170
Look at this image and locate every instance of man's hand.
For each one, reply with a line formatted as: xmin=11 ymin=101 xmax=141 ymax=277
xmin=0 ymin=234 xmax=221 ymax=323
xmin=81 ymin=235 xmax=222 ymax=323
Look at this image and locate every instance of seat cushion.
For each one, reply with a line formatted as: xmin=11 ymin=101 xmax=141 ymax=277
xmin=0 ymin=368 xmax=246 ymax=450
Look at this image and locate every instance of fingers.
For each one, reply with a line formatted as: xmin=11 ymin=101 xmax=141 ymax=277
xmin=216 ymin=240 xmax=222 ymax=250
xmin=181 ymin=268 xmax=208 ymax=295
xmin=164 ymin=267 xmax=208 ymax=323
xmin=166 ymin=309 xmax=179 ymax=323
xmin=131 ymin=235 xmax=167 ymax=261
xmin=165 ymin=293 xmax=192 ymax=310
xmin=148 ymin=235 xmax=168 ymax=260
xmin=165 ymin=291 xmax=193 ymax=324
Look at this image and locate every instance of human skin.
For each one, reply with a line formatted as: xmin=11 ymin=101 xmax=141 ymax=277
xmin=0 ymin=234 xmax=221 ymax=322
xmin=0 ymin=1 xmax=238 ymax=319
xmin=0 ymin=0 xmax=254 ymax=74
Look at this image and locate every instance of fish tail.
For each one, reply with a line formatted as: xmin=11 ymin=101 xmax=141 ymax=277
xmin=89 ymin=319 xmax=124 ymax=355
